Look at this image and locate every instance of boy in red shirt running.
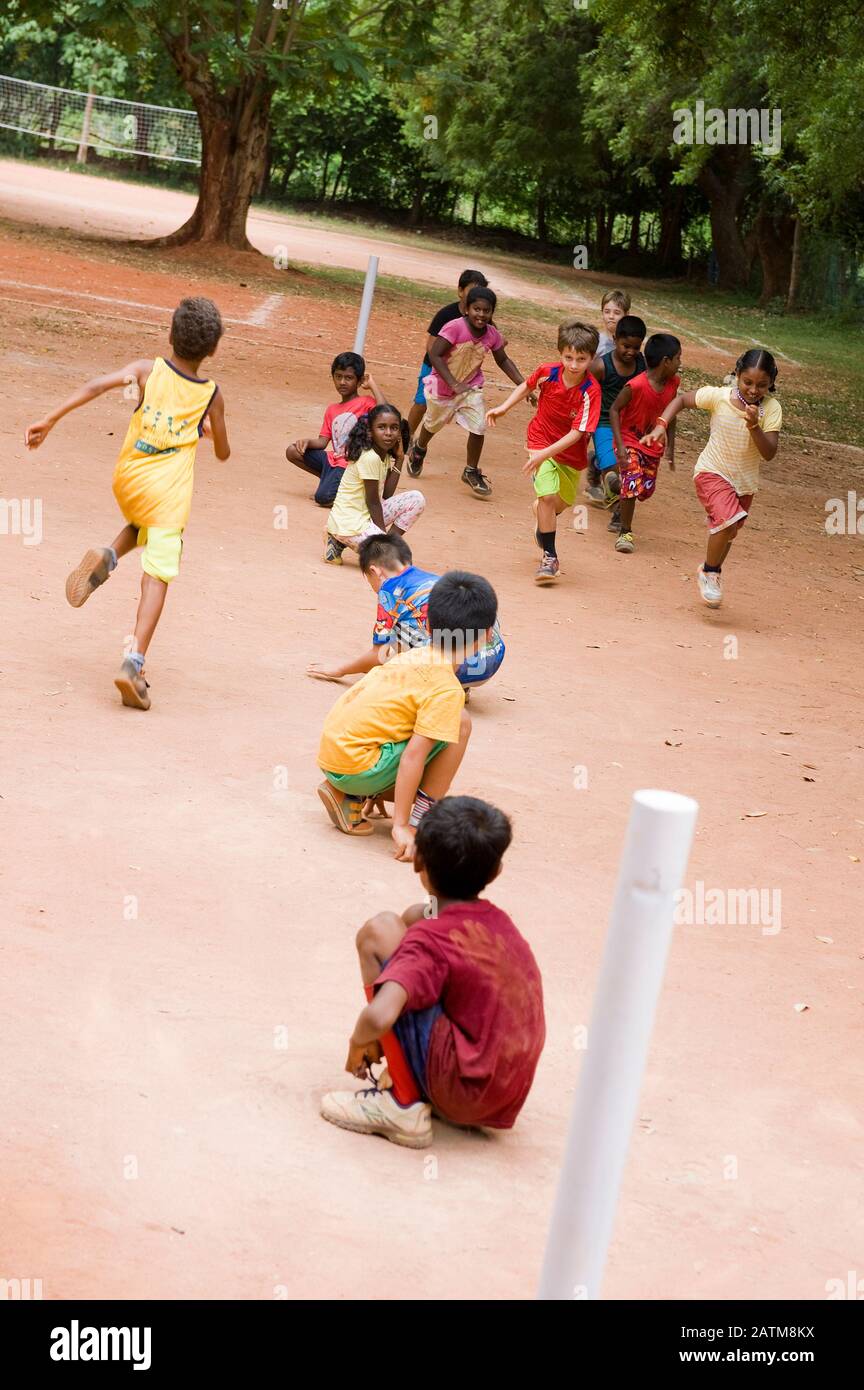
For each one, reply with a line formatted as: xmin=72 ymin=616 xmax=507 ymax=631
xmin=320 ymin=796 xmax=545 ymax=1148
xmin=608 ymin=333 xmax=681 ymax=554
xmin=486 ymin=320 xmax=600 ymax=584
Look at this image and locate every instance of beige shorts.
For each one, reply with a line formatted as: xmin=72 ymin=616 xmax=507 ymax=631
xmin=423 ymin=384 xmax=486 ymax=436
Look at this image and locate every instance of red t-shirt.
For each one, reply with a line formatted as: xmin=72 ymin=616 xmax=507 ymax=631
xmin=618 ymin=372 xmax=680 ymax=457
xmin=320 ymin=395 xmax=377 ymax=468
xmin=375 ymin=899 xmax=545 ymax=1129
xmin=525 ymin=363 xmax=601 ymax=469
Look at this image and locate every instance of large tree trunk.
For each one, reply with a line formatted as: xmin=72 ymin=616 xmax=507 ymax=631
xmin=657 ymin=189 xmax=683 ymax=271
xmin=146 ymin=82 xmax=272 ymax=250
xmin=408 ymin=184 xmax=423 ymax=226
xmin=536 ymin=187 xmax=548 ymax=242
xmin=470 ymin=188 xmax=479 ymax=230
xmin=786 ymin=217 xmax=803 ymax=312
xmin=755 ymin=207 xmax=795 ymax=306
xmin=628 ymin=210 xmax=641 ymax=255
xmin=697 ymin=147 xmax=754 ymax=290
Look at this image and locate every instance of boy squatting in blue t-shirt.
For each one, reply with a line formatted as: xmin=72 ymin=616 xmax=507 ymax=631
xmin=306 ymin=533 xmax=505 ymax=693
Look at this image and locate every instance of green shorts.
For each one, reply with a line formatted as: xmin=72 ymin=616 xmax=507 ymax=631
xmin=323 ymin=739 xmax=448 ymax=797
xmin=534 ymin=457 xmax=581 ymax=506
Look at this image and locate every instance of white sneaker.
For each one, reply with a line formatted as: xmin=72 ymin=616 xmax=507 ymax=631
xmin=697 ymin=565 xmax=722 ymax=607
xmin=321 ymin=1083 xmax=433 ymax=1148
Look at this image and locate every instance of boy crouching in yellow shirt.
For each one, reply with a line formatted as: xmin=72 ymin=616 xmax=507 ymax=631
xmin=25 ymin=297 xmax=230 ymax=710
xmin=317 ymin=571 xmax=497 ymax=860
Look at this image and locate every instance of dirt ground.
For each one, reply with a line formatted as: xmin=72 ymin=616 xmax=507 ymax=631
xmin=0 ymin=161 xmax=862 ymax=1302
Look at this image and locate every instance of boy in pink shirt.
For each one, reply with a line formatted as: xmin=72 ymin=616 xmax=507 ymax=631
xmin=407 ymin=287 xmax=528 ymax=498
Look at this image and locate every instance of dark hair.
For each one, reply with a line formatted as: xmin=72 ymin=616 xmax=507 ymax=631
xmin=426 ymin=570 xmax=497 ymax=651
xmin=358 ymin=533 xmax=413 ymax=573
xmin=330 ymin=351 xmax=365 ymax=379
xmin=466 ymin=285 xmax=497 ymax=312
xmin=458 ymin=268 xmax=489 ymax=291
xmin=415 ymin=795 xmax=512 ymax=901
xmin=615 ymin=315 xmax=646 ymax=341
xmin=735 ymin=348 xmax=778 ymax=392
xmin=344 ymin=402 xmax=408 ymax=462
xmin=644 ymin=332 xmax=681 ymax=368
xmin=171 ymin=297 xmax=223 ymax=360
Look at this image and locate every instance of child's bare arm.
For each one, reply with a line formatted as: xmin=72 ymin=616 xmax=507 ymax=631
xmin=392 ymin=732 xmax=437 ymax=860
xmin=363 ymin=478 xmax=386 ymax=530
xmin=345 ymin=981 xmax=408 ymax=1075
xmin=522 ymin=428 xmax=583 ymax=475
xmin=589 ymin=356 xmax=606 ymax=382
xmin=361 ymin=372 xmax=386 ymax=405
xmin=609 ymin=387 xmax=631 ymax=466
xmin=307 ymin=647 xmax=383 ymax=682
xmin=290 ymin=433 xmax=328 ymax=454
xmin=641 ymin=390 xmax=696 ymax=449
xmin=24 ymin=358 xmax=152 ymax=447
xmin=428 ymin=335 xmax=463 ymax=393
xmin=204 ymin=389 xmax=230 ymax=460
xmin=491 ymin=346 xmax=525 ymax=388
xmin=486 ymin=378 xmax=530 ymax=427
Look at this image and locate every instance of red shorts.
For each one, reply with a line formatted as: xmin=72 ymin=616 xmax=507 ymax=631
xmin=619 ymin=446 xmax=659 ymax=501
xmin=695 ymin=472 xmax=753 ymax=533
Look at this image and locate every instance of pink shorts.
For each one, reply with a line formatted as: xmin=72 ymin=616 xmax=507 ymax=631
xmin=695 ymin=472 xmax=753 ymax=533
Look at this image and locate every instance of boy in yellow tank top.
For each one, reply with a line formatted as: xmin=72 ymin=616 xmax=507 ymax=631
xmin=25 ymin=297 xmax=230 ymax=709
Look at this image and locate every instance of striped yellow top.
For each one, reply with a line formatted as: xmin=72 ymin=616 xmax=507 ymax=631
xmin=112 ymin=357 xmax=216 ymax=529
xmin=693 ymin=385 xmax=782 ymax=496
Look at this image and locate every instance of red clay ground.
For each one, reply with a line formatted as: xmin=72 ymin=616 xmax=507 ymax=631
xmin=0 ymin=166 xmax=862 ymax=1301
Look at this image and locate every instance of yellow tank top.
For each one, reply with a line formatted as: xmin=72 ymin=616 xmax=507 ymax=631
xmin=112 ymin=357 xmax=216 ymax=529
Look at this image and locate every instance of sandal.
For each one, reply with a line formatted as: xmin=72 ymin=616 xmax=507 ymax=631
xmin=317 ymin=781 xmax=374 ymax=836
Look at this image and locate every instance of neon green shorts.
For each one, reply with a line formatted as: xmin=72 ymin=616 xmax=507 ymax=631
xmin=533 ymin=457 xmax=581 ymax=506
xmin=137 ymin=526 xmax=183 ymax=583
xmin=323 ymin=739 xmax=448 ymax=797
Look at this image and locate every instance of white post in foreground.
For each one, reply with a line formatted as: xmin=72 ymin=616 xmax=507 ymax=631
xmin=353 ymin=254 xmax=379 ymax=355
xmin=538 ymin=788 xmax=698 ymax=1301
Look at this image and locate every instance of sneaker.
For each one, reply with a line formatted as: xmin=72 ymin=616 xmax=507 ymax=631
xmin=697 ymin=565 xmax=723 ymax=608
xmin=317 ymin=780 xmax=374 ymax=836
xmin=585 ymin=482 xmax=607 ymax=507
xmin=114 ymin=658 xmax=151 ymax=710
xmin=321 ymin=1083 xmax=433 ymax=1148
xmin=65 ymin=547 xmax=114 ymax=608
xmin=615 ymin=531 xmax=635 ymax=553
xmin=324 ymin=536 xmax=346 ymax=565
xmin=461 ymin=465 xmax=493 ymax=498
xmin=406 ymin=442 xmax=427 ymax=477
xmin=535 ymin=553 xmax=560 ymax=585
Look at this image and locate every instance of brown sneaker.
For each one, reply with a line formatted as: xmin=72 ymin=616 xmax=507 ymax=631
xmin=317 ymin=780 xmax=374 ymax=836
xmin=114 ymin=658 xmax=151 ymax=710
xmin=65 ymin=547 xmax=114 ymax=608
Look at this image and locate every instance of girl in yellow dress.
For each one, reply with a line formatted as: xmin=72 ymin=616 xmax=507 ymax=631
xmin=25 ymin=297 xmax=230 ymax=709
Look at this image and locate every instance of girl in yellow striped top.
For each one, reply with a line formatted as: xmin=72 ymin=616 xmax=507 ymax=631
xmin=25 ymin=297 xmax=230 ymax=710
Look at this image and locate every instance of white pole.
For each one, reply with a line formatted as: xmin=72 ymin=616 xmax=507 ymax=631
xmin=353 ymin=254 xmax=379 ymax=355
xmin=537 ymin=788 xmax=698 ymax=1301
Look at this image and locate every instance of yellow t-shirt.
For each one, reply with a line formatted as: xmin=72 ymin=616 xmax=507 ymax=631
xmin=693 ymin=385 xmax=782 ymax=496
xmin=318 ymin=645 xmax=465 ymax=776
xmin=112 ymin=357 xmax=216 ymax=528
xmin=327 ymin=447 xmax=389 ymax=538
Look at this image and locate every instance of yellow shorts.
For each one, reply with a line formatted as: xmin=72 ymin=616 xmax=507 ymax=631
xmin=137 ymin=526 xmax=183 ymax=583
xmin=534 ymin=457 xmax=581 ymax=506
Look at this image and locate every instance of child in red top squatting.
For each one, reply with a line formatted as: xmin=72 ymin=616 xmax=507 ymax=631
xmin=486 ymin=319 xmax=601 ymax=586
xmin=320 ymin=796 xmax=545 ymax=1148
xmin=608 ymin=332 xmax=681 ymax=554
xmin=285 ymin=351 xmax=383 ymax=508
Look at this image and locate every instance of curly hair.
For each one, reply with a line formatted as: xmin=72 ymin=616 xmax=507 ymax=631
xmin=734 ymin=348 xmax=778 ymax=392
xmin=344 ymin=403 xmax=409 ymax=462
xmin=170 ymin=297 xmax=223 ymax=360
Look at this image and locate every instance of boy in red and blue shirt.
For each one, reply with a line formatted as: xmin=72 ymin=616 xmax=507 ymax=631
xmin=487 ymin=319 xmax=601 ymax=585
xmin=608 ymin=332 xmax=681 ymax=554
xmin=320 ymin=795 xmax=545 ymax=1148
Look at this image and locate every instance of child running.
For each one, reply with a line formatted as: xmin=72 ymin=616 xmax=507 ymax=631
xmin=24 ymin=296 xmax=229 ymax=709
xmin=308 ymin=533 xmax=506 ymax=695
xmin=641 ymin=348 xmax=781 ymax=607
xmin=486 ymin=319 xmax=600 ymax=584
xmin=405 ymin=269 xmax=490 ymax=446
xmin=285 ymin=351 xmax=382 ymax=507
xmin=407 ymin=286 xmax=529 ymax=498
xmin=324 ymin=404 xmax=424 ymax=565
xmin=585 ymin=315 xmax=647 ymax=529
xmin=608 ymin=332 xmax=681 ymax=554
xmin=316 ymin=571 xmax=497 ymax=855
xmin=320 ymin=795 xmax=545 ymax=1148
xmin=586 ymin=288 xmax=634 ymax=499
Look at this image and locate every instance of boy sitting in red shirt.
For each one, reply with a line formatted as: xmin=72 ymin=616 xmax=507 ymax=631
xmin=285 ymin=351 xmax=383 ymax=507
xmin=486 ymin=319 xmax=601 ymax=585
xmin=320 ymin=796 xmax=546 ymax=1148
xmin=608 ymin=332 xmax=681 ymax=554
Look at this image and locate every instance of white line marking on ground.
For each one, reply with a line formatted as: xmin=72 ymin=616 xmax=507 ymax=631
xmin=245 ymin=293 xmax=283 ymax=326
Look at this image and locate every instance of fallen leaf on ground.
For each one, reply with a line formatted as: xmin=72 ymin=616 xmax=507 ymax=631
xmin=743 ymin=811 xmax=768 ymax=818
xmin=793 ymin=1002 xmax=809 ymax=1013
xmin=815 ymin=935 xmax=833 ymax=944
